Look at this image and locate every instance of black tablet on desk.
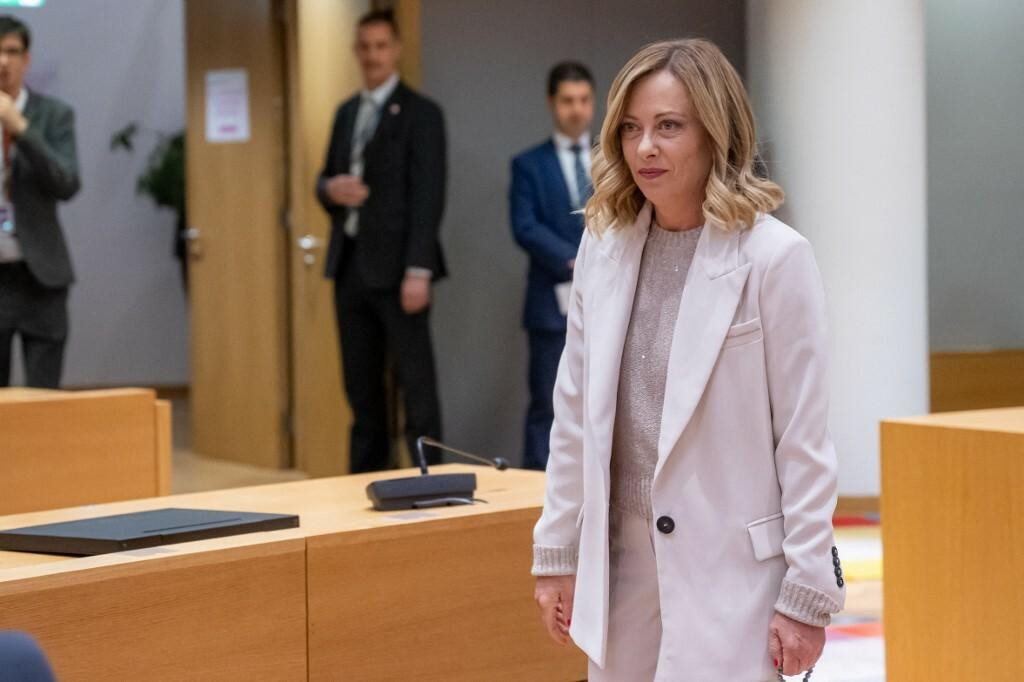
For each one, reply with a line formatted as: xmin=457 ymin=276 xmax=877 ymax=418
xmin=0 ymin=508 xmax=300 ymax=556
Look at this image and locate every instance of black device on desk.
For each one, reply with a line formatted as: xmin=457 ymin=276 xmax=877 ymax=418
xmin=365 ymin=437 xmax=510 ymax=511
xmin=0 ymin=508 xmax=299 ymax=556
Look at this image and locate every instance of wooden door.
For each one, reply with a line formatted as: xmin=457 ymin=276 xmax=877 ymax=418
xmin=282 ymin=0 xmax=368 ymax=477
xmin=185 ymin=0 xmax=290 ymax=468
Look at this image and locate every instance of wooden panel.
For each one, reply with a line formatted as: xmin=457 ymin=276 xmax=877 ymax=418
xmin=890 ymin=405 xmax=1024 ymax=432
xmin=185 ymin=0 xmax=290 ymax=468
xmin=155 ymin=399 xmax=173 ymax=495
xmin=0 ymin=541 xmax=307 ymax=681
xmin=0 ymin=389 xmax=160 ymax=514
xmin=308 ymin=511 xmax=586 ymax=681
xmin=395 ymin=0 xmax=421 ymax=88
xmin=284 ymin=0 xmax=368 ymax=477
xmin=930 ymin=349 xmax=1024 ymax=412
xmin=881 ymin=413 xmax=1024 ymax=680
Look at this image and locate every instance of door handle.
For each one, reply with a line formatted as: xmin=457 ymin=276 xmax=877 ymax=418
xmin=297 ymin=234 xmax=324 ymax=267
xmin=185 ymin=227 xmax=203 ymax=260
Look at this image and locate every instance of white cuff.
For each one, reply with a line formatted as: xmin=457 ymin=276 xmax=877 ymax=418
xmin=405 ymin=267 xmax=432 ymax=279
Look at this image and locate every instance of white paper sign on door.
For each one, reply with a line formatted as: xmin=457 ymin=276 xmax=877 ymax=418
xmin=205 ymin=69 xmax=251 ymax=143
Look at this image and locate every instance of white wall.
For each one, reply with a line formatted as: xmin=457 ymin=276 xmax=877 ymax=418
xmin=747 ymin=1 xmax=930 ymax=496
xmin=926 ymin=0 xmax=1024 ymax=350
xmin=7 ymin=0 xmax=188 ymax=387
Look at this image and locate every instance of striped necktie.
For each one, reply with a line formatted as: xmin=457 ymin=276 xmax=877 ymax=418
xmin=344 ymin=95 xmax=381 ymax=238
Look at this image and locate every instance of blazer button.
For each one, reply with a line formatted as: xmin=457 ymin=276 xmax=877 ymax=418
xmin=656 ymin=516 xmax=675 ymax=534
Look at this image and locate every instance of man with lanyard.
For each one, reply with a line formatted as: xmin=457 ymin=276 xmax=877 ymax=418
xmin=0 ymin=15 xmax=81 ymax=388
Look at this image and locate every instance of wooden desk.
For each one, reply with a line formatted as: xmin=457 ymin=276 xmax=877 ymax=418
xmin=0 ymin=466 xmax=586 ymax=681
xmin=0 ymin=388 xmax=172 ymax=514
xmin=881 ymin=408 xmax=1024 ymax=680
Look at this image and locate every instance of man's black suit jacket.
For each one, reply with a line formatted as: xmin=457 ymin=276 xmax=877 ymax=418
xmin=11 ymin=90 xmax=81 ymax=289
xmin=316 ymin=81 xmax=447 ymax=289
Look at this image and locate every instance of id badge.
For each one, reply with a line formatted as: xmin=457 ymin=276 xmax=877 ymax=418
xmin=0 ymin=203 xmax=22 ymax=261
xmin=0 ymin=203 xmax=13 ymax=233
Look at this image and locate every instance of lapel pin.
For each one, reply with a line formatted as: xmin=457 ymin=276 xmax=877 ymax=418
xmin=389 ymin=103 xmax=401 ymax=115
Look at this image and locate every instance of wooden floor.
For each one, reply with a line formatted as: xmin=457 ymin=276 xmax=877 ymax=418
xmin=170 ymin=397 xmax=307 ymax=494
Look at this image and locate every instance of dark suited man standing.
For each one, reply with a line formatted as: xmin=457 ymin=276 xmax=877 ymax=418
xmin=0 ymin=16 xmax=80 ymax=388
xmin=317 ymin=10 xmax=446 ymax=473
xmin=510 ymin=62 xmax=594 ymax=470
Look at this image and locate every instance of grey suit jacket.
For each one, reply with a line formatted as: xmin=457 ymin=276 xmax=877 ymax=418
xmin=10 ymin=89 xmax=81 ymax=288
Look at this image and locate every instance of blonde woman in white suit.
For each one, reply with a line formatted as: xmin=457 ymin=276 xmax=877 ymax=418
xmin=532 ymin=39 xmax=846 ymax=681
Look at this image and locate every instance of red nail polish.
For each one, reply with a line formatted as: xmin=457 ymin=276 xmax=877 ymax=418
xmin=773 ymin=659 xmax=778 ymax=667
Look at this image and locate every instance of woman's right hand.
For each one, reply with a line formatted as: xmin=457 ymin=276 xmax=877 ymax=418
xmin=534 ymin=575 xmax=576 ymax=645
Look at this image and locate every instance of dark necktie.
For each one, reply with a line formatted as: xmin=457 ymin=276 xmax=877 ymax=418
xmin=570 ymin=143 xmax=592 ymax=209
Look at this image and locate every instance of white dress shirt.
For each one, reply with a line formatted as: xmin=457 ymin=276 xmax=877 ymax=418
xmin=344 ymin=73 xmax=400 ymax=240
xmin=348 ymin=72 xmax=400 ymax=182
xmin=0 ymin=87 xmax=28 ymax=263
xmin=552 ymin=130 xmax=591 ymax=209
xmin=345 ymin=73 xmax=430 ymax=280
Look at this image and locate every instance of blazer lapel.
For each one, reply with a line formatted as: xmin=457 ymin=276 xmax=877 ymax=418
xmin=586 ymin=203 xmax=652 ymax=489
xmin=21 ymin=89 xmax=39 ymax=123
xmin=335 ymin=99 xmax=357 ymax=174
xmin=11 ymin=91 xmax=38 ymax=167
xmin=541 ymin=140 xmax=574 ymax=215
xmin=363 ymin=82 xmax=406 ymax=161
xmin=655 ymin=222 xmax=751 ymax=477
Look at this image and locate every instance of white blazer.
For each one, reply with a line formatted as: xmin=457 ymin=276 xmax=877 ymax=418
xmin=533 ymin=204 xmax=846 ymax=679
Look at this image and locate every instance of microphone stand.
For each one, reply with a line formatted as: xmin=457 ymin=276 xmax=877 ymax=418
xmin=365 ymin=437 xmax=510 ymax=511
xmin=416 ymin=436 xmax=510 ymax=474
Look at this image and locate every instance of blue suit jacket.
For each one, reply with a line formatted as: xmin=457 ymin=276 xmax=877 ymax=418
xmin=509 ymin=140 xmax=585 ymax=331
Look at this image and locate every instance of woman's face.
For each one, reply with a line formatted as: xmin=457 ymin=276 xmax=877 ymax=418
xmin=620 ymin=70 xmax=712 ymax=212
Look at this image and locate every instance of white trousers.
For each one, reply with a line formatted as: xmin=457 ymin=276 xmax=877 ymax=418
xmin=588 ymin=509 xmax=663 ymax=682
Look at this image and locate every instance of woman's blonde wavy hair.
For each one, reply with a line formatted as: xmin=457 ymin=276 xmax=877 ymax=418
xmin=584 ymin=38 xmax=783 ymax=235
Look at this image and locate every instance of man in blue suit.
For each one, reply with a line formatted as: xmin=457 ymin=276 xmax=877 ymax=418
xmin=510 ymin=62 xmax=595 ymax=470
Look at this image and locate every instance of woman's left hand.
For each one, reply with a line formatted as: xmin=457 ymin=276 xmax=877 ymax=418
xmin=534 ymin=575 xmax=575 ymax=645
xmin=767 ymin=612 xmax=825 ymax=676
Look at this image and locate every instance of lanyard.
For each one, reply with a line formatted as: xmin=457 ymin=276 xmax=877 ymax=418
xmin=2 ymin=127 xmax=11 ymax=202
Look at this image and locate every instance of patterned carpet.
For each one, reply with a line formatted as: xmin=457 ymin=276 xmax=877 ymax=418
xmin=810 ymin=521 xmax=884 ymax=682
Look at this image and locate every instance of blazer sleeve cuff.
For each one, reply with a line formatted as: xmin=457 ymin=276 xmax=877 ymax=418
xmin=531 ymin=544 xmax=578 ymax=576
xmin=774 ymin=578 xmax=839 ymax=627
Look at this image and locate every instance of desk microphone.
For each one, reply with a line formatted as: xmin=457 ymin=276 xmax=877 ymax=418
xmin=415 ymin=436 xmax=510 ymax=474
xmin=365 ymin=437 xmax=510 ymax=511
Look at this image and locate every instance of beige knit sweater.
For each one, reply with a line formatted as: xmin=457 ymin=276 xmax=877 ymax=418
xmin=609 ymin=222 xmax=702 ymax=519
